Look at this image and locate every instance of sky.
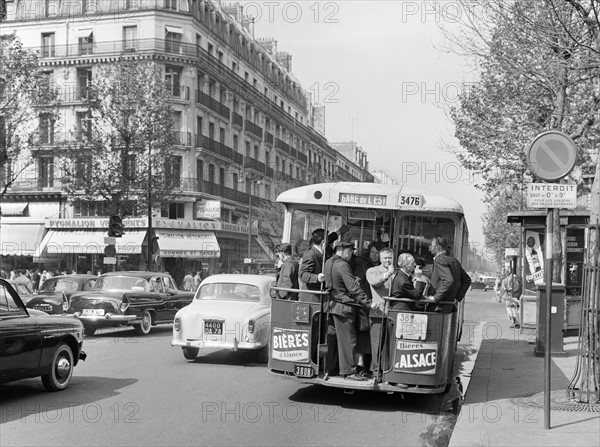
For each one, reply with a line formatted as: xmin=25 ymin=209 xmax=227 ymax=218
xmin=237 ymin=0 xmax=487 ymax=249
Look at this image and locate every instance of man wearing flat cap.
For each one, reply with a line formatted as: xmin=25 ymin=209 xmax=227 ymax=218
xmin=324 ymin=241 xmax=372 ymax=381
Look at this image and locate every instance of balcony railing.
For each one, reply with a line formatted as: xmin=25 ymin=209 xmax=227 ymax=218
xmin=243 ymin=156 xmax=267 ymax=174
xmin=244 ymin=120 xmax=263 ymax=139
xmin=196 ymin=135 xmax=244 ymax=164
xmin=275 ymin=138 xmax=291 ymax=154
xmin=173 ymin=131 xmax=192 ymax=146
xmin=232 ymin=112 xmax=244 ymax=128
xmin=169 ymin=85 xmax=190 ymax=101
xmin=195 ymin=90 xmax=230 ymax=119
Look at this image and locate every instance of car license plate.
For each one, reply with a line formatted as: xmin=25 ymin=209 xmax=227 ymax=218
xmin=82 ymin=309 xmax=105 ymax=316
xmin=204 ymin=321 xmax=223 ymax=335
xmin=294 ymin=364 xmax=314 ymax=378
xmin=34 ymin=305 xmax=52 ymax=312
xmin=396 ymin=313 xmax=427 ymax=340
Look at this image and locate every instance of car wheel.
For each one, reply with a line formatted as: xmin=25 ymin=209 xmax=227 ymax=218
xmin=41 ymin=343 xmax=74 ymax=391
xmin=134 ymin=310 xmax=152 ymax=335
xmin=182 ymin=347 xmax=199 ymax=360
xmin=83 ymin=325 xmax=96 ymax=337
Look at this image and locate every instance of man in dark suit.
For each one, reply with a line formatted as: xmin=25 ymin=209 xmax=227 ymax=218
xmin=390 ymin=253 xmax=424 ymax=311
xmin=428 ymin=237 xmax=471 ymax=311
xmin=275 ymin=243 xmax=299 ymax=300
xmin=298 ymin=226 xmax=348 ymax=302
xmin=324 ymin=242 xmax=371 ymax=380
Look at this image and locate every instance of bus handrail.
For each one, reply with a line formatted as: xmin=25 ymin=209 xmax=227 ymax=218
xmin=382 ymin=296 xmax=459 ymax=310
xmin=270 ymin=286 xmax=329 ymax=296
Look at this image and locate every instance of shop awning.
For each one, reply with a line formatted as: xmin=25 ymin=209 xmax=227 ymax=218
xmin=154 ymin=229 xmax=220 ymax=259
xmin=36 ymin=229 xmax=145 ymax=255
xmin=0 ymin=223 xmax=46 ymax=256
xmin=0 ymin=202 xmax=28 ymax=216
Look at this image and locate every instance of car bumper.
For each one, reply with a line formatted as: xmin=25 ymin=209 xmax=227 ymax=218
xmin=72 ymin=314 xmax=138 ymax=323
xmin=171 ymin=338 xmax=263 ymax=351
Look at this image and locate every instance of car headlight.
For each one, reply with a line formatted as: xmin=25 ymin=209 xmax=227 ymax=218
xmin=120 ymin=299 xmax=129 ymax=312
xmin=247 ymin=319 xmax=255 ymax=334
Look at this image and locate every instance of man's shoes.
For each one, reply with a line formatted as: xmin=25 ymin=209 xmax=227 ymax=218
xmin=358 ymin=369 xmax=372 ymax=379
xmin=343 ymin=373 xmax=368 ymax=381
xmin=514 ymin=324 xmax=521 ymax=329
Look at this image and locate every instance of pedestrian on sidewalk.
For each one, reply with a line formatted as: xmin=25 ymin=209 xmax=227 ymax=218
xmin=501 ymin=273 xmax=521 ymax=328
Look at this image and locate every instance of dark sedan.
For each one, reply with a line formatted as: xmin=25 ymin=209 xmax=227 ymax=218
xmin=0 ymin=279 xmax=87 ymax=391
xmin=24 ymin=274 xmax=97 ymax=315
xmin=68 ymin=271 xmax=195 ymax=336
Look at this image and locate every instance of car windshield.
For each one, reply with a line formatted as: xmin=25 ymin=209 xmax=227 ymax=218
xmin=39 ymin=279 xmax=78 ymax=293
xmin=92 ymin=276 xmax=149 ymax=292
xmin=197 ymin=282 xmax=260 ymax=301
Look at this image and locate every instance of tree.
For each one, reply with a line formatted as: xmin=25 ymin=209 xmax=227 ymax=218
xmin=59 ymin=59 xmax=177 ymax=216
xmin=0 ymin=34 xmax=59 ymax=201
xmin=445 ymin=0 xmax=599 ymax=282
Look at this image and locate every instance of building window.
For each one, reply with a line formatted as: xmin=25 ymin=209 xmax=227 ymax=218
xmin=208 ymin=164 xmax=215 ymax=183
xmin=218 ymin=50 xmax=223 ymax=63
xmin=196 ymin=33 xmax=202 ymax=56
xmin=208 ymin=122 xmax=215 ymax=140
xmin=75 ymin=156 xmax=92 ymax=180
xmin=233 ymin=173 xmax=238 ymax=190
xmin=41 ymin=32 xmax=55 ymax=58
xmin=207 ymin=43 xmax=214 ymax=56
xmin=78 ymin=31 xmax=93 ymax=55
xmin=245 ymin=141 xmax=250 ymax=157
xmin=76 ymin=111 xmax=92 ymax=142
xmin=162 ymin=203 xmax=184 ymax=219
xmin=165 ymin=66 xmax=181 ymax=97
xmin=39 ymin=113 xmax=55 ymax=145
xmin=219 ymin=127 xmax=225 ymax=144
xmin=123 ymin=26 xmax=138 ymax=51
xmin=166 ymin=155 xmax=182 ymax=188
xmin=219 ymin=167 xmax=225 ymax=186
xmin=233 ymin=134 xmax=238 ymax=151
xmin=165 ymin=26 xmax=183 ymax=53
xmin=77 ymin=68 xmax=92 ymax=100
xmin=164 ymin=0 xmax=177 ymax=10
xmin=39 ymin=156 xmax=54 ymax=188
xmin=196 ymin=159 xmax=204 ymax=186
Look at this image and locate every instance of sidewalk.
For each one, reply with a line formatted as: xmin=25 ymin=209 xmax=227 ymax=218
xmin=449 ymin=312 xmax=599 ymax=446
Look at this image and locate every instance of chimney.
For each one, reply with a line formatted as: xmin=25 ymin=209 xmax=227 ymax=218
xmin=257 ymin=38 xmax=277 ymax=57
xmin=277 ymin=52 xmax=292 ymax=72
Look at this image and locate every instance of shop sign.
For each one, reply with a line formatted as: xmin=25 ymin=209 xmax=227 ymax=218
xmin=196 ymin=200 xmax=221 ymax=220
xmin=394 ymin=341 xmax=438 ymax=374
xmin=221 ymin=222 xmax=258 ymax=235
xmin=46 ymin=218 xmax=147 ymax=229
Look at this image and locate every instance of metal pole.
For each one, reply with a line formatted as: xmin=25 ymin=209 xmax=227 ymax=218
xmin=544 ymin=208 xmax=554 ymax=430
xmin=247 ymin=188 xmax=252 ymax=274
xmin=147 ymin=142 xmax=153 ymax=272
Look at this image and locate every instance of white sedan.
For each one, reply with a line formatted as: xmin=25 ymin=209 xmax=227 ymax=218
xmin=171 ymin=274 xmax=276 ymax=362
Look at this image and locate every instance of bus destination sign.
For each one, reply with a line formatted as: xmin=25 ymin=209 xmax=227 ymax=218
xmin=339 ymin=193 xmax=387 ymax=206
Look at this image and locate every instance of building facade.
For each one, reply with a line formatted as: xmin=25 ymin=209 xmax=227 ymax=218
xmin=0 ymin=0 xmax=373 ymax=284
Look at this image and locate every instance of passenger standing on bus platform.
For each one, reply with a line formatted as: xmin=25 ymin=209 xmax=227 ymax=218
xmin=324 ymin=242 xmax=371 ymax=381
xmin=275 ymin=243 xmax=299 ymax=300
xmin=428 ymin=237 xmax=471 ymax=311
xmin=366 ymin=247 xmax=395 ymax=374
xmin=349 ymin=249 xmax=374 ymax=376
xmin=390 ymin=253 xmax=426 ymax=311
xmin=298 ymin=226 xmax=349 ymax=302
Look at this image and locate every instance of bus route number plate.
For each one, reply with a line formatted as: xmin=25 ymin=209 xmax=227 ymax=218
xmin=399 ymin=195 xmax=423 ymax=207
xmin=294 ymin=364 xmax=315 ymax=378
xmin=396 ymin=313 xmax=427 ymax=340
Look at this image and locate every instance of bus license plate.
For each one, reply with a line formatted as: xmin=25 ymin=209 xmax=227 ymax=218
xmin=396 ymin=313 xmax=427 ymax=340
xmin=294 ymin=364 xmax=314 ymax=378
xmin=204 ymin=321 xmax=223 ymax=335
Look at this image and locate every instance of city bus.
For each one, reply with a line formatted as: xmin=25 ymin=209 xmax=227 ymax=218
xmin=268 ymin=182 xmax=469 ymax=394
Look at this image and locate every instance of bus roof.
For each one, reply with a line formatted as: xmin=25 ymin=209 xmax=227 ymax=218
xmin=276 ymin=182 xmax=464 ymax=214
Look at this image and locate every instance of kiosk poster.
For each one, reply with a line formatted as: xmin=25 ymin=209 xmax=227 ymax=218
xmin=524 ymin=231 xmax=545 ymax=293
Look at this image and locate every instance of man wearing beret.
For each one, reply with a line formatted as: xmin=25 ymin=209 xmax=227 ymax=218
xmin=324 ymin=241 xmax=371 ymax=381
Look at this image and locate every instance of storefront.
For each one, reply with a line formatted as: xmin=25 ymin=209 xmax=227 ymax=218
xmin=0 ymin=217 xmax=46 ymax=269
xmin=507 ymin=210 xmax=589 ymax=331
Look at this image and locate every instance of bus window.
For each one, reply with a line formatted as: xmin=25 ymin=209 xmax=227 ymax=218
xmin=397 ymin=215 xmax=456 ymax=263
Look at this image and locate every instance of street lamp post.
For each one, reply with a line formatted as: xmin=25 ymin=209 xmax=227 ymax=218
xmin=147 ymin=139 xmax=153 ymax=272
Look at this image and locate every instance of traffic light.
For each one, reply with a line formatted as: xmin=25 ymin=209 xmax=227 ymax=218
xmin=108 ymin=215 xmax=124 ymax=237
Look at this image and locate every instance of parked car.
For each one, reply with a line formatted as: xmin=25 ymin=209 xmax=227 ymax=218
xmin=24 ymin=274 xmax=97 ymax=315
xmin=172 ymin=274 xmax=276 ymax=362
xmin=471 ymin=275 xmax=496 ymax=291
xmin=0 ymin=278 xmax=87 ymax=391
xmin=68 ymin=271 xmax=195 ymax=336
